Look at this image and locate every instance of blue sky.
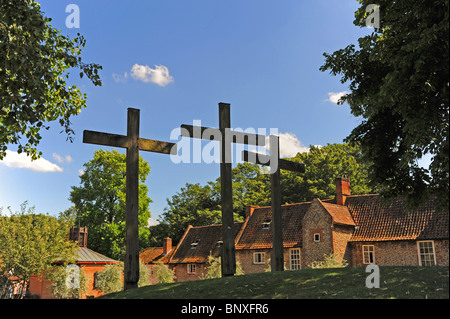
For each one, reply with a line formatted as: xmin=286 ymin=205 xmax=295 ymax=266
xmin=1 ymin=1 xmax=376 ymax=222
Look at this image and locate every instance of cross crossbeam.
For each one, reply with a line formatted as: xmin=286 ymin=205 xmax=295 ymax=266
xmin=83 ymin=108 xmax=176 ymax=290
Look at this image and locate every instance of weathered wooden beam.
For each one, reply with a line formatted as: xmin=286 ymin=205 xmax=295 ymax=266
xmin=83 ymin=130 xmax=129 ymax=149
xmin=242 ymin=150 xmax=306 ymax=173
xmin=180 ymin=124 xmax=266 ymax=146
xmin=270 ymin=135 xmax=284 ymax=272
xmin=138 ymin=138 xmax=177 ymax=155
xmin=219 ymin=103 xmax=236 ymax=277
xmin=124 ymin=108 xmax=140 ymax=290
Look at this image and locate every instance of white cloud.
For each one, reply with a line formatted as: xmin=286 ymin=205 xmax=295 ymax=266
xmin=112 ymin=72 xmax=128 ymax=83
xmin=327 ymin=91 xmax=349 ymax=104
xmin=147 ymin=218 xmax=160 ymax=226
xmin=1 ymin=150 xmax=63 ymax=172
xmin=52 ymin=153 xmax=73 ymax=164
xmin=130 ymin=64 xmax=174 ymax=86
xmin=265 ymin=132 xmax=310 ymax=158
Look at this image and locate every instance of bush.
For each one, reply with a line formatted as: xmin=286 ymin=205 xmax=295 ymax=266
xmin=152 ymin=262 xmax=176 ymax=284
xmin=309 ymin=253 xmax=348 ymax=269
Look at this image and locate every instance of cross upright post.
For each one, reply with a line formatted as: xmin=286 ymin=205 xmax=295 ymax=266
xmin=83 ymin=108 xmax=176 ymax=290
xmin=242 ymin=136 xmax=305 ymax=272
xmin=219 ymin=103 xmax=235 ymax=276
xmin=179 ymin=102 xmax=266 ymax=277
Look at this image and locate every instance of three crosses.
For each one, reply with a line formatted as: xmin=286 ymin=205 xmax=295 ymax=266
xmin=83 ymin=103 xmax=304 ymax=290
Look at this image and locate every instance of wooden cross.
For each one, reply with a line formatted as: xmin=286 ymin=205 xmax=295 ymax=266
xmin=242 ymin=135 xmax=305 ymax=272
xmin=180 ymin=102 xmax=266 ymax=276
xmin=83 ymin=108 xmax=176 ymax=290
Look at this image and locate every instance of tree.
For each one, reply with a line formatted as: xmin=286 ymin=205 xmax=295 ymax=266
xmin=150 ymin=182 xmax=223 ymax=245
xmin=0 ymin=202 xmax=78 ymax=299
xmin=280 ymin=143 xmax=373 ymax=203
xmin=0 ymin=0 xmax=102 ymax=160
xmin=69 ymin=149 xmax=152 ymax=260
xmin=320 ymin=0 xmax=449 ymax=208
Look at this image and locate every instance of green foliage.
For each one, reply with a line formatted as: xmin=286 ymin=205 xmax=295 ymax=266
xmin=308 ymin=253 xmax=348 ymax=269
xmin=152 ymin=262 xmax=176 ymax=284
xmin=0 ymin=0 xmax=102 ymax=160
xmin=320 ymin=0 xmax=449 ymax=208
xmin=138 ymin=260 xmax=150 ymax=287
xmin=202 ymin=256 xmax=244 ymax=279
xmin=46 ymin=264 xmax=88 ymax=299
xmin=0 ymin=202 xmax=78 ymax=298
xmin=281 ymin=143 xmax=373 ymax=203
xmin=69 ymin=149 xmax=152 ymax=260
xmin=94 ymin=263 xmax=123 ymax=294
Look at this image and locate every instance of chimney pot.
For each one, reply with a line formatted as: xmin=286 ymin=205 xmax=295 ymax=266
xmin=335 ymin=176 xmax=351 ymax=205
xmin=163 ymin=237 xmax=172 ymax=255
xmin=69 ymin=226 xmax=88 ymax=247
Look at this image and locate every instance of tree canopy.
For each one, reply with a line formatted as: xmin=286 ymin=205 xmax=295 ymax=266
xmin=69 ymin=150 xmax=152 ymax=260
xmin=0 ymin=202 xmax=78 ymax=298
xmin=320 ymin=0 xmax=449 ymax=208
xmin=0 ymin=0 xmax=102 ymax=160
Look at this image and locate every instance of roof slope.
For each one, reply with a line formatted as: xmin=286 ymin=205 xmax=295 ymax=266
xmin=76 ymin=247 xmax=118 ymax=264
xmin=320 ymin=200 xmax=356 ymax=226
xmin=140 ymin=246 xmax=176 ymax=264
xmin=346 ymin=195 xmax=449 ymax=242
xmin=169 ymin=223 xmax=243 ymax=264
xmin=236 ymin=202 xmax=309 ymax=250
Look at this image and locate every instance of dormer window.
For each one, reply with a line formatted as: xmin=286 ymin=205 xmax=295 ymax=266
xmin=262 ymin=218 xmax=271 ymax=229
xmin=191 ymin=239 xmax=199 ymax=249
xmin=216 ymin=240 xmax=223 ymax=247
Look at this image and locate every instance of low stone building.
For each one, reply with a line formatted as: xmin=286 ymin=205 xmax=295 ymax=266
xmin=141 ymin=177 xmax=449 ymax=282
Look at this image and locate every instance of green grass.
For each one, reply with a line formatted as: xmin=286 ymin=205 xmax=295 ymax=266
xmin=100 ymin=266 xmax=449 ymax=299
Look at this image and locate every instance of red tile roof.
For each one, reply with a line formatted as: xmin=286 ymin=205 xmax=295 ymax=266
xmin=319 ymin=200 xmax=356 ymax=226
xmin=169 ymin=223 xmax=244 ymax=264
xmin=235 ymin=202 xmax=309 ymax=250
xmin=140 ymin=246 xmax=176 ymax=264
xmin=346 ymin=195 xmax=449 ymax=242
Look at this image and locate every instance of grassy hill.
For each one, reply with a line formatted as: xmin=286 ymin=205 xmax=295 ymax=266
xmin=101 ymin=266 xmax=449 ymax=299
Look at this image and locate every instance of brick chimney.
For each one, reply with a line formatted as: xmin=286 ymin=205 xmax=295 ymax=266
xmin=335 ymin=175 xmax=351 ymax=205
xmin=245 ymin=205 xmax=259 ymax=219
xmin=69 ymin=226 xmax=88 ymax=247
xmin=163 ymin=237 xmax=172 ymax=255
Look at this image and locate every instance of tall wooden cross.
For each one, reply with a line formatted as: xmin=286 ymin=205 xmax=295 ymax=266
xmin=242 ymin=135 xmax=305 ymax=272
xmin=83 ymin=108 xmax=176 ymax=290
xmin=180 ymin=102 xmax=266 ymax=276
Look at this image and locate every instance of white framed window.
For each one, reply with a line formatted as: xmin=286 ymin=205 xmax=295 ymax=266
xmin=289 ymin=248 xmax=301 ymax=270
xmin=313 ymin=233 xmax=320 ymax=242
xmin=253 ymin=252 xmax=265 ymax=264
xmin=417 ymin=241 xmax=436 ymax=266
xmin=362 ymin=245 xmax=375 ymax=264
xmin=187 ymin=264 xmax=196 ymax=274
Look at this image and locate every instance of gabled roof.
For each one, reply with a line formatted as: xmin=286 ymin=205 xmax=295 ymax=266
xmin=75 ymin=247 xmax=118 ymax=264
xmin=235 ymin=202 xmax=309 ymax=250
xmin=140 ymin=246 xmax=176 ymax=264
xmin=346 ymin=195 xmax=449 ymax=242
xmin=169 ymin=223 xmax=243 ymax=264
xmin=319 ymin=200 xmax=356 ymax=226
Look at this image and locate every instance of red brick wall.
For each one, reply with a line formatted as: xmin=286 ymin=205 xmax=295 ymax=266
xmin=349 ymin=240 xmax=449 ymax=267
xmin=173 ymin=263 xmax=207 ymax=282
